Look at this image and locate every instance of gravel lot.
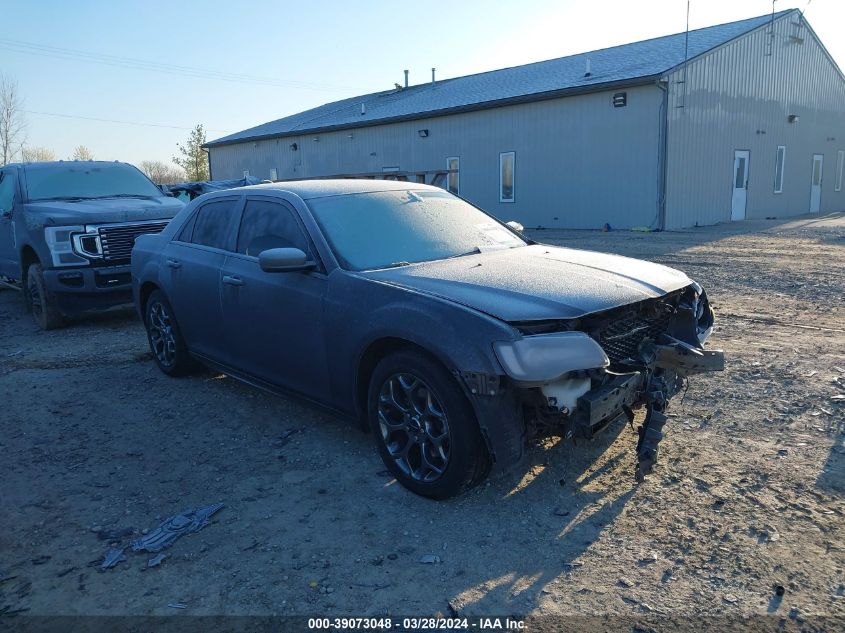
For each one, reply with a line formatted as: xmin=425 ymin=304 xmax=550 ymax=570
xmin=1 ymin=213 xmax=843 ymax=627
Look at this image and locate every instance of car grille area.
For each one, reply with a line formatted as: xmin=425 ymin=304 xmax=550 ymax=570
xmin=98 ymin=221 xmax=170 ymax=264
xmin=595 ymin=310 xmax=673 ymax=365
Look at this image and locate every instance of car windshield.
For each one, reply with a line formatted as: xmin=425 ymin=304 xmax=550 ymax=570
xmin=24 ymin=163 xmax=164 ymax=202
xmin=307 ymin=189 xmax=527 ymax=271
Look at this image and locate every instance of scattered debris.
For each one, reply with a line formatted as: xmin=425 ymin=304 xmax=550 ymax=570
xmin=100 ymin=548 xmax=126 ymax=570
xmin=723 ymin=593 xmax=738 ymax=604
xmin=30 ymin=556 xmax=50 ymax=566
xmin=167 ymin=603 xmax=187 ymax=609
xmin=419 ymin=554 xmax=441 ymax=564
xmin=618 ymin=577 xmax=635 ymax=588
xmin=147 ymin=553 xmax=167 ymax=568
xmin=775 ymin=585 xmax=786 ymax=597
xmin=131 ymin=503 xmax=224 ymax=553
xmin=553 ymin=507 xmax=570 ymax=517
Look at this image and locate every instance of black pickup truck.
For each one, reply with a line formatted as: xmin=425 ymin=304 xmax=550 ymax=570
xmin=0 ymin=161 xmax=184 ymax=329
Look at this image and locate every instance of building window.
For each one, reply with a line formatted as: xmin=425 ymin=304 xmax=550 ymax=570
xmin=499 ymin=151 xmax=515 ymax=202
xmin=836 ymin=150 xmax=844 ymax=192
xmin=270 ymin=168 xmax=278 ymax=181
xmin=243 ymin=169 xmax=250 ymax=178
xmin=774 ymin=146 xmax=786 ymax=194
xmin=446 ymin=157 xmax=460 ymax=194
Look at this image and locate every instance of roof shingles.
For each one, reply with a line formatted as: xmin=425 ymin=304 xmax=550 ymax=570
xmin=207 ymin=10 xmax=792 ymax=147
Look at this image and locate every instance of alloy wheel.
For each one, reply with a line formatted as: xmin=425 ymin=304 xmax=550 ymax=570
xmin=148 ymin=301 xmax=177 ymax=367
xmin=377 ymin=373 xmax=451 ymax=482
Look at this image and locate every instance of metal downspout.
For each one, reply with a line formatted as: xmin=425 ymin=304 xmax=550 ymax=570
xmin=657 ymin=79 xmax=669 ymax=231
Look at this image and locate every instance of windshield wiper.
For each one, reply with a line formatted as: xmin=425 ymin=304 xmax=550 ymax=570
xmin=29 ymin=196 xmax=95 ymax=202
xmin=87 ymin=194 xmax=160 ymax=200
xmin=446 ymin=247 xmax=482 ymax=259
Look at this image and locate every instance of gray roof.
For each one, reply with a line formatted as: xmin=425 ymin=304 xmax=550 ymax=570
xmin=206 ymin=9 xmax=795 ymax=148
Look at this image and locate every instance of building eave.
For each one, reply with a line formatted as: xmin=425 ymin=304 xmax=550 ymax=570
xmin=203 ymin=75 xmax=661 ymax=149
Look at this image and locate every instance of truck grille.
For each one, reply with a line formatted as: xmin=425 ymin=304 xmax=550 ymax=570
xmin=596 ymin=311 xmax=672 ymax=365
xmin=98 ymin=221 xmax=170 ymax=263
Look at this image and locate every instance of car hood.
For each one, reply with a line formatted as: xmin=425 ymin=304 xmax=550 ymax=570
xmin=22 ymin=197 xmax=184 ymax=227
xmin=361 ymin=244 xmax=692 ymax=321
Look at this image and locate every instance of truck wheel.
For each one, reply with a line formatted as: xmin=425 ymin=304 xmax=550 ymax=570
xmin=26 ymin=264 xmax=65 ymax=330
xmin=144 ymin=290 xmax=197 ymax=376
xmin=368 ymin=350 xmax=491 ymax=499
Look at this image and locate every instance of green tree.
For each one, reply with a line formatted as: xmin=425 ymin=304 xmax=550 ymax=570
xmin=173 ymin=124 xmax=209 ymax=181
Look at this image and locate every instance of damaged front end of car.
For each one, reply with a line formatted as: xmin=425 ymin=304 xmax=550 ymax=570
xmin=499 ymin=282 xmax=724 ymax=481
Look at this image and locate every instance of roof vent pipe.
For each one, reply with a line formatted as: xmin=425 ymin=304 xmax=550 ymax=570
xmin=404 ymin=69 xmax=409 ymax=88
xmin=361 ymin=102 xmax=366 ymax=116
xmin=431 ymin=68 xmax=436 ymax=84
xmin=584 ymin=58 xmax=592 ymax=77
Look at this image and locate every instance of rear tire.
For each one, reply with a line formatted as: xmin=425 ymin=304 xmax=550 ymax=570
xmin=144 ymin=290 xmax=197 ymax=376
xmin=368 ymin=350 xmax=491 ymax=499
xmin=26 ymin=264 xmax=65 ymax=330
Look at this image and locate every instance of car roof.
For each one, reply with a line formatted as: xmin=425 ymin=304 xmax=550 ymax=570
xmin=232 ymin=179 xmax=442 ymax=200
xmin=6 ymin=160 xmax=135 ymax=170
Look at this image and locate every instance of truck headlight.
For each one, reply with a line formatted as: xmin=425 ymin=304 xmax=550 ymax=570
xmin=44 ymin=226 xmax=89 ymax=267
xmin=71 ymin=228 xmax=103 ymax=259
xmin=493 ymin=332 xmax=609 ymax=384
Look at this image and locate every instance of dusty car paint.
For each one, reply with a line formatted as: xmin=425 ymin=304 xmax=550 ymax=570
xmin=132 ymin=180 xmax=723 ymax=485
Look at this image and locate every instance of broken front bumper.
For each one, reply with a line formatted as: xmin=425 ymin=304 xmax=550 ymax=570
xmin=528 ymin=341 xmax=725 ymax=481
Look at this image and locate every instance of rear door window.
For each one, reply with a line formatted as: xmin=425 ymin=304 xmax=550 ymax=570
xmin=189 ymin=198 xmax=240 ymax=250
xmin=0 ymin=170 xmax=16 ymax=212
xmin=236 ymin=198 xmax=311 ymax=257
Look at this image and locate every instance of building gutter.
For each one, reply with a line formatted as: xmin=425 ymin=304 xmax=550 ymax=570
xmin=203 ymin=75 xmax=661 ymax=149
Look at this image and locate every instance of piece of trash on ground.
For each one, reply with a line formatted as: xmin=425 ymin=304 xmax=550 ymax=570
xmin=147 ymin=553 xmax=167 ymax=568
xmin=100 ymin=548 xmax=126 ymax=570
xmin=131 ymin=503 xmax=225 ymax=553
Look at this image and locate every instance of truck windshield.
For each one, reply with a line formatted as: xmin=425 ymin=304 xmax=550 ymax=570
xmin=25 ymin=163 xmax=164 ymax=202
xmin=307 ymin=189 xmax=526 ymax=271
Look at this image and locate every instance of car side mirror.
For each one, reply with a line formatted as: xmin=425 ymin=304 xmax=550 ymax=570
xmin=258 ymin=247 xmax=316 ymax=273
xmin=506 ymin=220 xmax=524 ymax=232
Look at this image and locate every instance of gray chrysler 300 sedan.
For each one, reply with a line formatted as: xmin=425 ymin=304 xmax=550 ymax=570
xmin=132 ymin=180 xmax=724 ymax=499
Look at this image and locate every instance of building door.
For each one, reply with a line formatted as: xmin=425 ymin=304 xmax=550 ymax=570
xmin=810 ymin=154 xmax=823 ymax=213
xmin=731 ymin=150 xmax=750 ymax=221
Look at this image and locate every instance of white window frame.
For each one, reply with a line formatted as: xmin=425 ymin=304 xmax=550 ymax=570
xmin=499 ymin=151 xmax=515 ymax=203
xmin=243 ymin=169 xmax=250 ymax=178
xmin=270 ymin=168 xmax=278 ymax=181
xmin=446 ymin=157 xmax=460 ymax=195
xmin=774 ymin=145 xmax=786 ymax=194
xmin=836 ymin=150 xmax=844 ymax=192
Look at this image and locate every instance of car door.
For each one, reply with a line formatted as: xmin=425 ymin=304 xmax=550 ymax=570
xmin=0 ymin=169 xmax=18 ymax=277
xmin=162 ymin=196 xmax=242 ymax=361
xmin=219 ymin=195 xmax=329 ymax=399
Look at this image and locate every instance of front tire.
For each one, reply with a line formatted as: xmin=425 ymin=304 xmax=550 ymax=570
xmin=144 ymin=290 xmax=197 ymax=376
xmin=368 ymin=350 xmax=490 ymax=499
xmin=26 ymin=264 xmax=65 ymax=330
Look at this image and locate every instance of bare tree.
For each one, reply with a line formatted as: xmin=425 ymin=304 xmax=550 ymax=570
xmin=172 ymin=124 xmax=209 ymax=181
xmin=138 ymin=160 xmax=185 ymax=185
xmin=21 ymin=146 xmax=56 ymax=162
xmin=71 ymin=145 xmax=94 ymax=161
xmin=0 ymin=74 xmax=26 ymax=165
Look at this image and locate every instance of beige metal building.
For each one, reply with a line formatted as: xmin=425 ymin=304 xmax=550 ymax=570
xmin=205 ymin=9 xmax=845 ymax=229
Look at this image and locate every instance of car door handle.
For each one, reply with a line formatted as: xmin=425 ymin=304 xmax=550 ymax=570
xmin=222 ymin=275 xmax=244 ymax=286
xmin=166 ymin=258 xmax=182 ymax=269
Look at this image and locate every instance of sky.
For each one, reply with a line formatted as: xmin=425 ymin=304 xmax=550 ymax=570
xmin=3 ymin=0 xmax=843 ymax=168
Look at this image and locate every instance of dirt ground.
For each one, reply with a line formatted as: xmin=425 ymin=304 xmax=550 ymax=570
xmin=1 ymin=213 xmax=843 ymax=627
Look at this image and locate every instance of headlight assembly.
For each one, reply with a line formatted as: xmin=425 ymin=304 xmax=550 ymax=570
xmin=493 ymin=332 xmax=609 ymax=384
xmin=44 ymin=226 xmax=89 ymax=267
